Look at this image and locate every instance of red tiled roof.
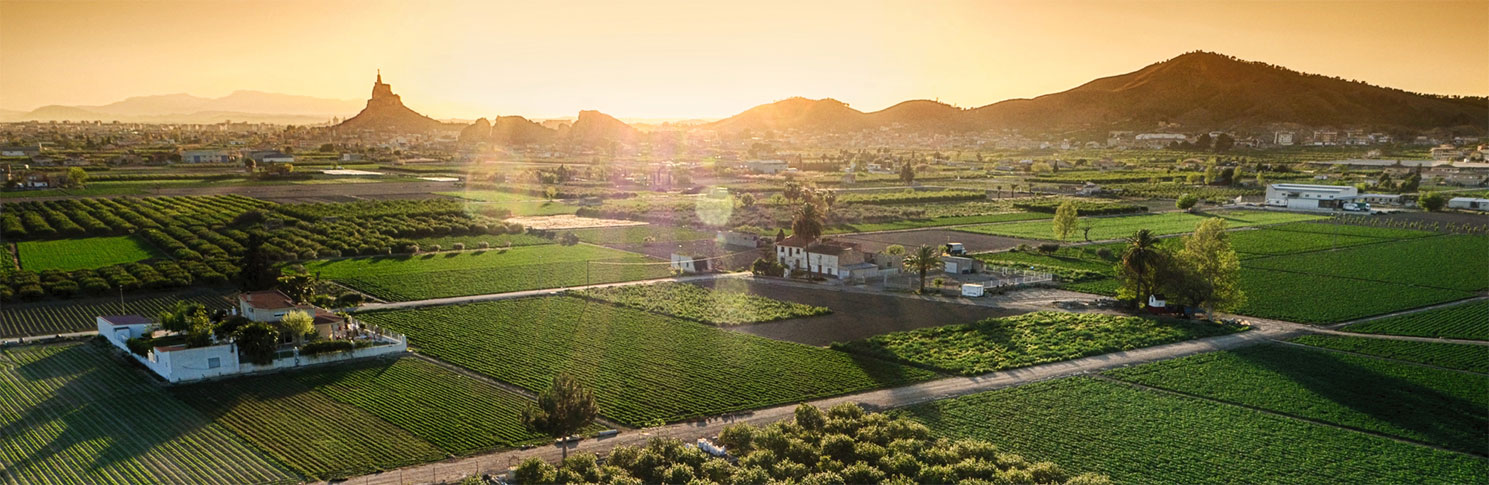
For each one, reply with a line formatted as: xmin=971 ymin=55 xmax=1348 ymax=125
xmin=311 ymin=308 xmax=345 ymax=325
xmin=239 ymin=290 xmax=295 ymax=309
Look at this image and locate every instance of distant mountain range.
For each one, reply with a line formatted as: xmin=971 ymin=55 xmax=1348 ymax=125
xmin=7 ymin=52 xmax=1484 ymax=137
xmin=1 ymin=90 xmax=362 ymax=124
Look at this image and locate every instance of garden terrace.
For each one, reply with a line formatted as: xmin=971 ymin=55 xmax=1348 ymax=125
xmin=356 ymin=296 xmax=939 ymax=426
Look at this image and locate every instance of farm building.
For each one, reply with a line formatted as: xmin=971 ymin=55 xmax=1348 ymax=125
xmin=181 ymin=149 xmax=235 ymax=163
xmin=1447 ymin=197 xmax=1489 ymax=211
xmin=669 ymin=253 xmax=711 ymax=273
xmin=775 ymin=236 xmax=873 ymax=279
xmin=1264 ymin=183 xmax=1358 ymax=210
xmin=239 ymin=289 xmax=348 ymax=339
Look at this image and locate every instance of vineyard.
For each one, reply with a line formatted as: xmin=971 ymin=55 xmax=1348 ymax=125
xmin=1105 ymin=343 xmax=1489 ymax=454
xmin=172 ymin=370 xmax=446 ymax=481
xmin=1339 ymin=300 xmax=1489 ymax=341
xmin=15 ymin=236 xmax=163 ymax=271
xmin=0 ymin=343 xmax=295 ymax=485
xmin=900 ymin=377 xmax=1488 ymax=484
xmin=308 ymin=245 xmax=669 ymax=301
xmin=832 ymin=312 xmax=1240 ymax=376
xmin=1290 ymin=335 xmax=1489 ymax=373
xmin=1245 ymin=235 xmax=1489 ymax=292
xmin=357 ymin=296 xmax=938 ymax=426
xmin=954 ymin=210 xmax=1323 ymax=241
xmin=290 ymin=358 xmax=576 ymax=455
xmin=0 ymin=289 xmax=235 ymax=338
xmin=576 ymin=282 xmax=831 ymax=325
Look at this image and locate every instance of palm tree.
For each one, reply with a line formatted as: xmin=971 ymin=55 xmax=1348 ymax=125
xmin=1119 ymin=229 xmax=1164 ymax=306
xmin=902 ymin=244 xmax=944 ymax=293
xmin=791 ymin=202 xmax=825 ymax=245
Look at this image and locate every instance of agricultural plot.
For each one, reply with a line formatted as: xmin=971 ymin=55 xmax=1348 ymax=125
xmin=835 ymin=211 xmax=1051 ymax=233
xmin=358 ymin=296 xmax=938 ymax=426
xmin=1261 ymin=221 xmax=1437 ymax=239
xmin=577 ymin=282 xmax=830 ymax=325
xmin=0 ymin=244 xmax=15 ymax=274
xmin=410 ymin=233 xmax=553 ymax=250
xmin=290 ymin=357 xmax=574 ymax=455
xmin=15 ymin=236 xmax=164 ymax=271
xmin=0 ymin=343 xmax=295 ymax=485
xmin=901 ymin=377 xmax=1488 ymax=484
xmin=173 ymin=371 xmax=445 ymax=480
xmin=832 ymin=312 xmax=1240 ymax=376
xmin=955 ymin=210 xmax=1324 ymax=241
xmin=1234 ymin=268 xmax=1472 ymax=324
xmin=304 ymin=244 xmax=669 ymax=301
xmin=1340 ymin=300 xmax=1489 ymax=341
xmin=1291 ymin=334 xmax=1489 ymax=373
xmin=1225 ymin=228 xmax=1384 ymax=257
xmin=1245 ymin=235 xmax=1489 ymax=292
xmin=436 ymin=190 xmax=578 ymax=216
xmin=566 ymin=225 xmax=713 ymax=245
xmin=1105 ymin=343 xmax=1489 ymax=454
xmin=1 ymin=288 xmax=236 ymax=338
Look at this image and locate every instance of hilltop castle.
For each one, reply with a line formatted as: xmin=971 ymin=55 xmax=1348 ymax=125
xmin=334 ymin=71 xmax=446 ymax=133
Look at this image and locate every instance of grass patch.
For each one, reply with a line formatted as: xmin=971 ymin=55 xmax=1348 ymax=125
xmin=832 ymin=311 xmax=1241 ymax=376
xmin=954 ymin=210 xmax=1324 ymax=241
xmin=16 ymin=236 xmax=163 ymax=271
xmin=1291 ymin=334 xmax=1489 ymax=373
xmin=304 ymin=244 xmax=668 ymax=301
xmin=566 ymin=225 xmax=713 ymax=245
xmin=1106 ymin=343 xmax=1489 ymax=453
xmin=576 ymin=281 xmax=830 ymax=325
xmin=437 ymin=190 xmax=578 ymax=216
xmin=358 ymin=296 xmax=938 ymax=426
xmin=900 ymin=377 xmax=1488 ymax=484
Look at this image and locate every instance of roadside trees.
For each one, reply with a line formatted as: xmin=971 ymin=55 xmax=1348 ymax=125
xmin=522 ymin=373 xmax=600 ymax=459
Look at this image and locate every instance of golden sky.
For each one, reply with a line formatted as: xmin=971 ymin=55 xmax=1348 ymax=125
xmin=2 ymin=0 xmax=1486 ymax=120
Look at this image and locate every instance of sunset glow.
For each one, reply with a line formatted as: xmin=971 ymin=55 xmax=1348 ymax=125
xmin=3 ymin=0 xmax=1486 ymax=120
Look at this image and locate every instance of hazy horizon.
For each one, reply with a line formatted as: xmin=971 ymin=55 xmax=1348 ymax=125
xmin=3 ymin=0 xmax=1487 ymax=120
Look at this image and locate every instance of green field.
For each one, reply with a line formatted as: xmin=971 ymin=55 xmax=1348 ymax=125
xmin=1 ymin=289 xmax=236 ymax=338
xmin=288 ymin=358 xmax=575 ymax=455
xmin=567 ymin=225 xmax=713 ymax=245
xmin=0 ymin=343 xmax=295 ymax=485
xmin=436 ymin=190 xmax=578 ymax=216
xmin=1105 ymin=343 xmax=1489 ymax=454
xmin=358 ymin=296 xmax=938 ymax=426
xmin=303 ymin=244 xmax=669 ymax=301
xmin=1245 ymin=235 xmax=1489 ymax=292
xmin=410 ymin=233 xmax=553 ymax=250
xmin=1262 ymin=221 xmax=1438 ymax=239
xmin=173 ymin=368 xmax=447 ymax=480
xmin=955 ymin=210 xmax=1324 ymax=241
xmin=901 ymin=377 xmax=1488 ymax=484
xmin=16 ymin=236 xmax=163 ymax=271
xmin=1225 ymin=227 xmax=1386 ymax=257
xmin=1340 ymin=300 xmax=1489 ymax=341
xmin=833 ymin=312 xmax=1240 ymax=376
xmin=1234 ymin=268 xmax=1473 ymax=323
xmin=1291 ymin=334 xmax=1489 ymax=373
xmin=833 ymin=211 xmax=1052 ymax=233
xmin=576 ymin=281 xmax=830 ymax=325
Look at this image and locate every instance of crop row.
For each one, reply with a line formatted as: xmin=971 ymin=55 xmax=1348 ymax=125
xmin=1339 ymin=300 xmax=1488 ymax=341
xmin=832 ymin=311 xmax=1239 ymax=376
xmin=1105 ymin=343 xmax=1489 ymax=454
xmin=0 ymin=344 xmax=294 ymax=485
xmin=577 ymin=282 xmax=831 ymax=326
xmin=357 ymin=296 xmax=938 ymax=426
xmin=1245 ymin=235 xmax=1488 ymax=292
xmin=955 ymin=210 xmax=1324 ymax=241
xmin=0 ymin=289 xmax=234 ymax=338
xmin=1291 ymin=334 xmax=1489 ymax=373
xmin=1 ymin=258 xmax=238 ymax=304
xmin=0 ymin=195 xmax=271 ymax=240
xmin=15 ymin=236 xmax=164 ymax=271
xmin=899 ymin=377 xmax=1488 ymax=484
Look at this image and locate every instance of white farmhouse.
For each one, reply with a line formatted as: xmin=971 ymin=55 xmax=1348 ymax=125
xmin=1264 ymin=183 xmax=1358 ymax=210
xmin=775 ymin=236 xmax=868 ymax=279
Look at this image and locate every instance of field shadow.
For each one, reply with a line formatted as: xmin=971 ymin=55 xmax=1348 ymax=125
xmin=1234 ymin=346 xmax=1487 ymax=455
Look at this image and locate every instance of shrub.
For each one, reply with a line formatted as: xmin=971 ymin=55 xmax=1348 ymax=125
xmin=428 ymin=244 xmax=442 ymax=252
xmin=512 ymin=457 xmax=557 ymax=484
xmin=452 ymin=242 xmax=465 ymax=251
xmin=299 ymin=340 xmax=356 ymax=355
xmin=1037 ymin=243 xmax=1060 ymax=255
xmin=478 ymin=241 xmax=491 ymax=249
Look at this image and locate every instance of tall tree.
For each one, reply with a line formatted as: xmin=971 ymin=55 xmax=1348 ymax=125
xmin=1176 ymin=193 xmax=1199 ymax=211
xmin=1419 ymin=191 xmax=1447 ymax=212
xmin=1052 ymin=201 xmax=1079 ymax=240
xmin=280 ymin=310 xmax=315 ymax=347
xmin=159 ymin=301 xmax=209 ymax=333
xmin=238 ymin=234 xmax=278 ymax=291
xmin=234 ymin=321 xmax=280 ymax=365
xmin=791 ymin=202 xmax=825 ymax=245
xmin=899 ymin=163 xmax=915 ymax=185
xmin=522 ymin=373 xmax=600 ymax=459
xmin=902 ymin=245 xmax=944 ymax=294
xmin=1174 ymin=218 xmax=1244 ymax=315
xmin=65 ymin=167 xmax=88 ymax=188
xmin=1116 ymin=229 xmax=1165 ymax=307
xmin=277 ymin=271 xmax=319 ymax=304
